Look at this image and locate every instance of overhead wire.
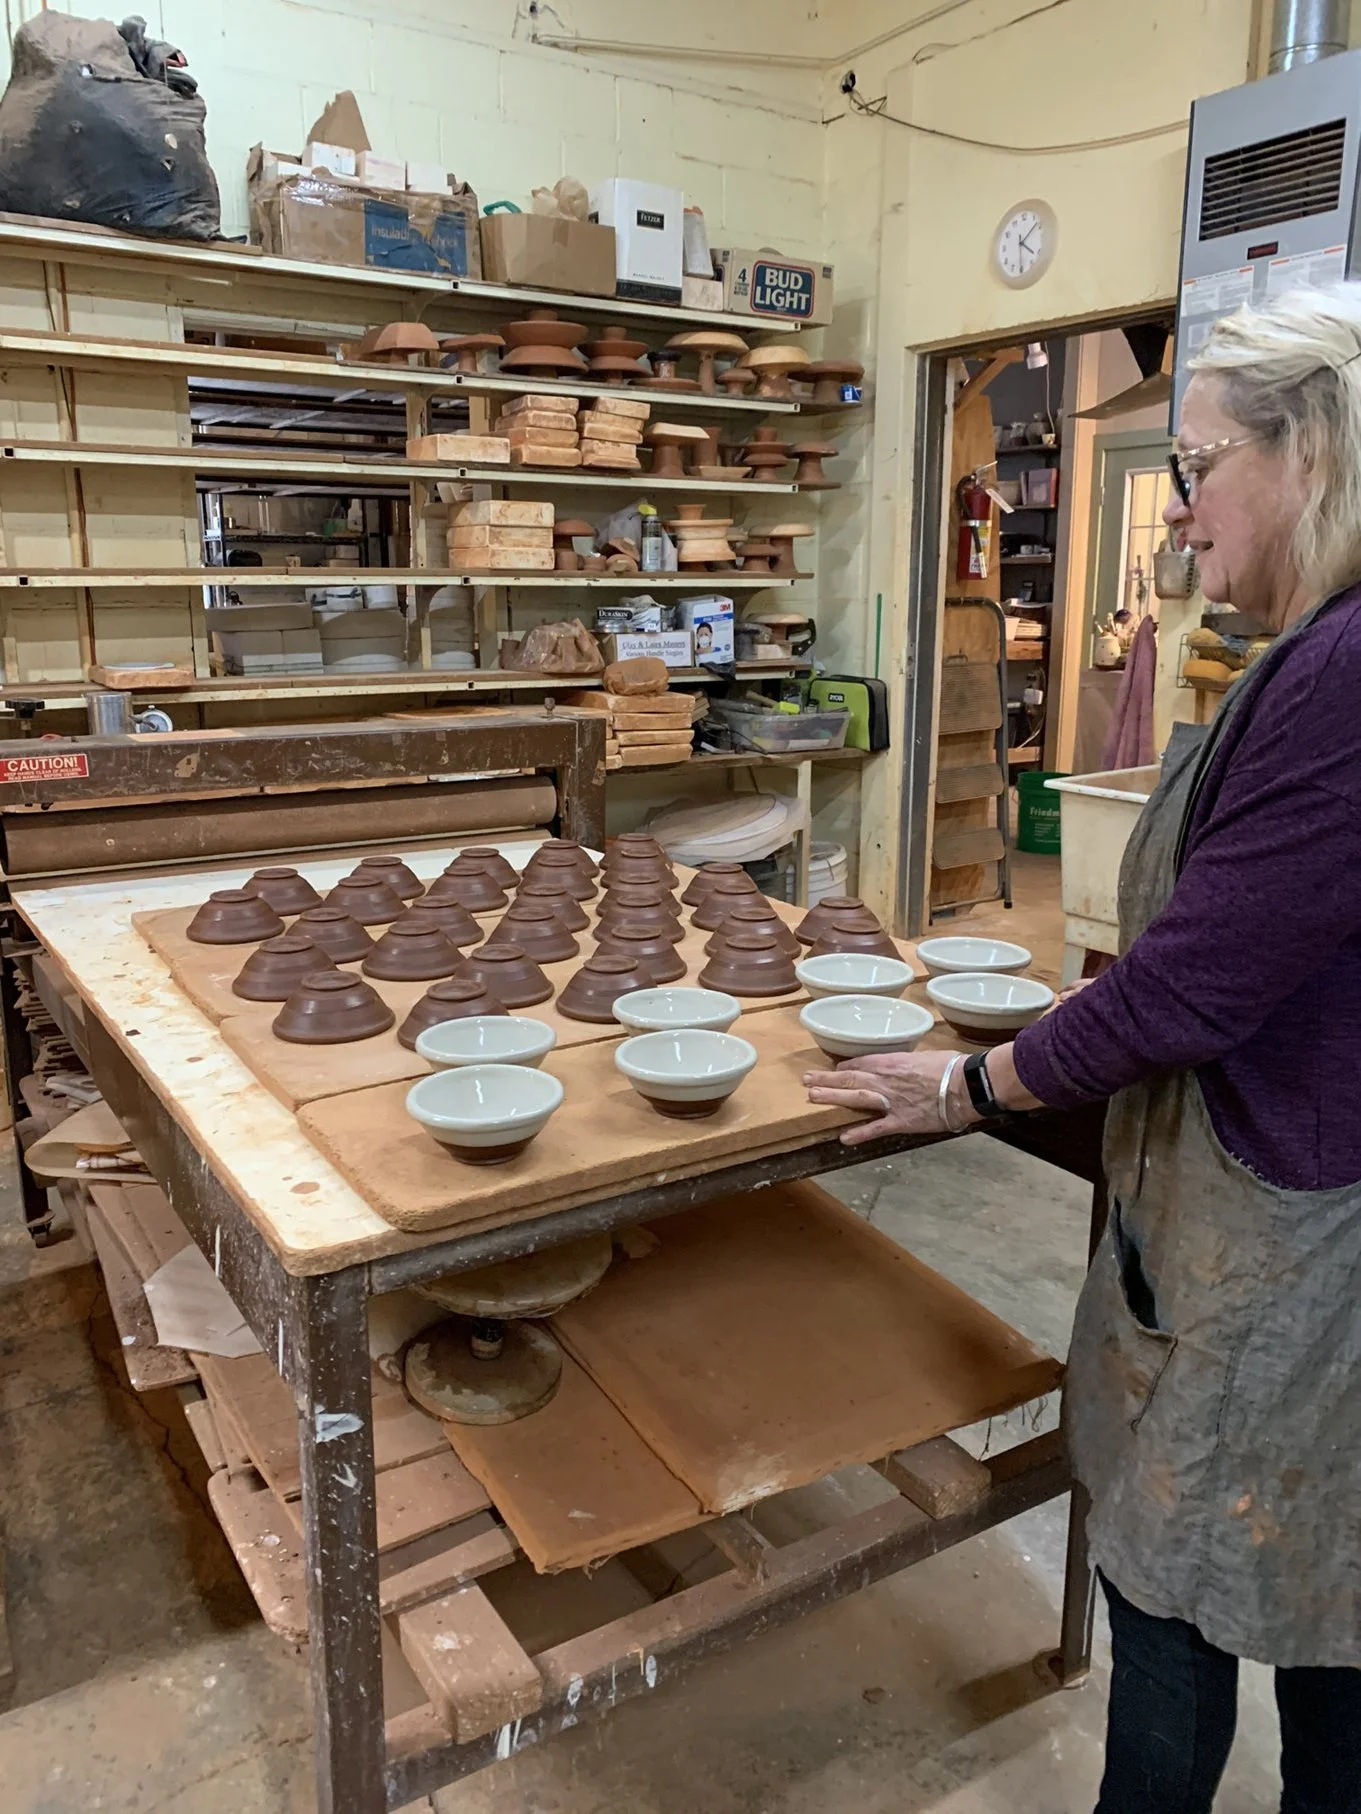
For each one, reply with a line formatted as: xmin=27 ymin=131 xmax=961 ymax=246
xmin=837 ymin=84 xmax=1186 ymax=155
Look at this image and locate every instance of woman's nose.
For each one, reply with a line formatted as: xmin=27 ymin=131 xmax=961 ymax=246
xmin=1164 ymin=490 xmax=1192 ymax=530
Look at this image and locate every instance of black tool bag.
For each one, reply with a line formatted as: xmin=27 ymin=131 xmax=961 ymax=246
xmin=0 ymin=11 xmax=220 ymax=240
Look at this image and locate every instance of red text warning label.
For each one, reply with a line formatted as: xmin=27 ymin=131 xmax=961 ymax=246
xmin=0 ymin=751 xmax=91 ymax=783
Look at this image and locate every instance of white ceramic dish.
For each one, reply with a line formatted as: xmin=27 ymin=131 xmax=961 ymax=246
xmin=915 ymin=936 xmax=1032 ymax=977
xmin=925 ymin=972 xmax=1055 ymax=1042
xmin=799 ymin=994 xmax=934 ymax=1060
xmin=406 ymin=1063 xmax=564 ymax=1163
xmin=612 ymin=987 xmax=742 ymax=1033
xmin=614 ymin=1028 xmax=757 ymax=1118
xmin=795 ymin=952 xmax=916 ymax=1001
xmin=415 ymin=1016 xmax=557 ymax=1070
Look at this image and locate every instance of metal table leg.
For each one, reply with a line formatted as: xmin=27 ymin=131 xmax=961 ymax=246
xmin=287 ymin=1269 xmax=387 ymax=1814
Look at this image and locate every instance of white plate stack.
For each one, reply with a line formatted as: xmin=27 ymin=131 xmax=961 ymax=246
xmin=645 ymin=793 xmax=807 ymax=867
xmin=428 ymin=585 xmax=476 ymax=671
xmin=317 ymin=607 xmax=408 ymax=673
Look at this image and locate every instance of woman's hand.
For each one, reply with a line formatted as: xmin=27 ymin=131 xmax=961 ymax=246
xmin=803 ymin=1049 xmax=976 ymax=1146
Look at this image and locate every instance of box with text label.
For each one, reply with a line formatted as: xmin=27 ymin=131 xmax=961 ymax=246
xmin=711 ymin=248 xmax=834 ymax=326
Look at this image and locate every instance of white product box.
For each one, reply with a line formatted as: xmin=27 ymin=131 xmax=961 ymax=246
xmin=303 ymin=140 xmax=358 ymax=178
xmin=589 ymin=178 xmax=684 ymax=303
xmin=603 ymin=630 xmax=693 ymax=668
xmin=678 ymin=594 xmax=734 ymax=663
xmin=407 ymin=160 xmax=453 ymax=195
xmin=357 ymin=151 xmax=406 ymax=189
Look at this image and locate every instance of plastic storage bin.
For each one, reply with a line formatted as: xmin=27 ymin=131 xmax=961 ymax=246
xmin=708 ymin=700 xmax=850 ymax=754
xmin=1016 ymin=769 xmax=1067 ymax=853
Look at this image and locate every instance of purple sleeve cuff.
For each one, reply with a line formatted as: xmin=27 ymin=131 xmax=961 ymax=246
xmin=1011 ymin=1014 xmax=1093 ymax=1110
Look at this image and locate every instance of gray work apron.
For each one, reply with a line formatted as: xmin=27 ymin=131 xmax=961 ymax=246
xmin=1066 ymin=607 xmax=1361 ymax=1668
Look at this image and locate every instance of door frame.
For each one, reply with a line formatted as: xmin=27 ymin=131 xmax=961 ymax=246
xmin=1084 ymin=427 xmax=1176 ymax=661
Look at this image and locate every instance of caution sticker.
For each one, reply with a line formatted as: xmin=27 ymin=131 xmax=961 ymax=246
xmin=0 ymin=751 xmax=91 ymax=783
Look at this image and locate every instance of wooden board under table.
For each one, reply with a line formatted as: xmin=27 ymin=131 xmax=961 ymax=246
xmin=299 ymin=1007 xmax=858 ymax=1233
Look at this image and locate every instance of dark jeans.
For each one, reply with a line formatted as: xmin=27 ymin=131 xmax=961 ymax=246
xmin=1097 ymin=1575 xmax=1361 ymax=1813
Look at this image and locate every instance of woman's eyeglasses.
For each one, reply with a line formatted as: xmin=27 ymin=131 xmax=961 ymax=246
xmin=1167 ymin=435 xmax=1256 ymax=506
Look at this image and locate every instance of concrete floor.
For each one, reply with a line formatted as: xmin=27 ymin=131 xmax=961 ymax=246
xmin=0 ymin=858 xmax=1286 ymax=1812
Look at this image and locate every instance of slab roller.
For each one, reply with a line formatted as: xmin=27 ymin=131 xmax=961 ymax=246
xmin=403 ymin=1233 xmax=614 ymax=1424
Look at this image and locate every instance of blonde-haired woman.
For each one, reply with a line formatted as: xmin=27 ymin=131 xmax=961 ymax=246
xmin=809 ymin=284 xmax=1361 ymax=1812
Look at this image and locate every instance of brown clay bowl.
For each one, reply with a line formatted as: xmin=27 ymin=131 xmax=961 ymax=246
xmin=397 ymin=978 xmax=509 ymax=1051
xmin=527 ymin=837 xmax=598 ymax=878
xmin=456 ymin=943 xmax=553 ymax=1008
xmin=245 ymin=867 xmax=323 ymax=915
xmin=294 ymin=906 xmax=375 ymax=964
xmin=691 ymin=873 xmax=762 ymax=930
xmin=422 ymin=868 xmax=508 ymax=913
xmin=324 ymin=875 xmax=405 ymax=926
xmin=698 ymin=926 xmax=799 ymax=997
xmin=794 ymin=894 xmax=869 ymax=947
xmin=679 ymin=862 xmax=749 ymax=908
xmin=515 ymin=851 xmax=596 ymax=901
xmin=601 ymin=853 xmax=676 ymax=890
xmin=484 ymin=902 xmax=579 ymax=965
xmin=705 ymin=901 xmax=801 ymax=958
xmin=456 ymin=847 xmax=519 ymax=890
xmin=500 ymin=309 xmax=588 ymax=350
xmin=353 ymin=854 xmax=423 ymax=900
xmin=593 ymin=922 xmax=687 ymax=984
xmin=399 ymin=901 xmax=483 ymax=948
xmin=609 ymin=832 xmax=668 ymax=862
xmin=516 ymin=878 xmax=591 ymax=933
xmin=808 ymin=912 xmax=901 ymax=960
xmin=362 ymin=919 xmax=465 ymax=982
xmin=187 ymin=889 xmax=286 ymax=946
xmin=232 ymin=933 xmax=337 ymax=1002
xmin=272 ymin=969 xmax=396 ymax=1045
xmin=596 ymin=887 xmax=683 ymax=938
xmin=557 ymin=953 xmax=651 ymax=1023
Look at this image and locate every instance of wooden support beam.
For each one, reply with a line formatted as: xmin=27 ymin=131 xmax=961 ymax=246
xmin=705 ymin=1514 xmax=774 ymax=1584
xmin=874 ymin=1435 xmax=993 ymax=1519
xmin=956 ymin=346 xmax=1023 ymax=413
xmin=380 ymin=1522 xmax=519 ymax=1620
xmin=398 ymin=1584 xmax=543 ymax=1743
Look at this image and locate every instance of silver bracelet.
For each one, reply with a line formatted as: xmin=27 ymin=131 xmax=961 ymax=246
xmin=938 ymin=1054 xmax=966 ymax=1133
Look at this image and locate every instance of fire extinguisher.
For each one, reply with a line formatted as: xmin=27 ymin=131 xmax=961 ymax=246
xmin=956 ymin=470 xmax=994 ymax=582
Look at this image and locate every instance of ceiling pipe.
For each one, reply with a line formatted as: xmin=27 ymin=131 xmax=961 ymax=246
xmin=1269 ymin=0 xmax=1347 ymax=72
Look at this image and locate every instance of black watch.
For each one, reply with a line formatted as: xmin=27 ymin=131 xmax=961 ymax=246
xmin=963 ymin=1050 xmax=1008 ymax=1119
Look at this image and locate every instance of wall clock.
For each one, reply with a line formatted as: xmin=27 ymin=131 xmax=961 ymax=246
xmin=992 ymin=199 xmax=1057 ymax=289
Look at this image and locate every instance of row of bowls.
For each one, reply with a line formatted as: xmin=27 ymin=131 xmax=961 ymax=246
xmin=406 ymin=934 xmax=1056 ymax=1163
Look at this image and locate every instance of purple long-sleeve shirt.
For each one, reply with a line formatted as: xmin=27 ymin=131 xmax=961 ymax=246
xmin=1013 ymin=584 xmax=1361 ymax=1190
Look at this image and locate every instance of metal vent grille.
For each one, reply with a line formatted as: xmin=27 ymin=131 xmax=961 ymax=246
xmin=1200 ymin=118 xmax=1347 ymax=240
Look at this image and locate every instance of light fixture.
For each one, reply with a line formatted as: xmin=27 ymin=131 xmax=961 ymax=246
xmin=1025 ymin=341 xmax=1049 ymax=370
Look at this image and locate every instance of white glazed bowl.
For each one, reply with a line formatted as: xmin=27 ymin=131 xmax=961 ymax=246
xmin=612 ymin=987 xmax=742 ymax=1033
xmin=925 ymin=972 xmax=1055 ymax=1042
xmin=795 ymin=952 xmax=916 ymax=1001
xmin=415 ymin=1016 xmax=557 ymax=1070
xmin=915 ymin=936 xmax=1032 ymax=977
xmin=614 ymin=1029 xmax=757 ymax=1117
xmin=406 ymin=1063 xmax=564 ymax=1162
xmin=799 ymin=994 xmax=935 ymax=1060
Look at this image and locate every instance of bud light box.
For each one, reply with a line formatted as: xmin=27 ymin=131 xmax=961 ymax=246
xmin=712 ymin=247 xmax=834 ymax=326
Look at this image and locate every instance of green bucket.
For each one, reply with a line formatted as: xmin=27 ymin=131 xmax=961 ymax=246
xmin=1016 ymin=770 xmax=1066 ymax=854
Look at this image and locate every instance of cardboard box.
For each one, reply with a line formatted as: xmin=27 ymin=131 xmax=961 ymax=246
xmin=678 ymin=594 xmax=734 ymax=664
xmin=407 ymin=160 xmax=452 ymax=195
xmin=604 ymin=631 xmax=693 ymax=668
xmin=357 ymin=151 xmax=406 ymax=189
xmin=589 ymin=178 xmax=684 ymax=303
xmin=683 ymin=273 xmax=725 ymax=313
xmin=304 ymin=140 xmax=357 ymax=178
xmin=712 ymin=247 xmax=834 ymax=326
xmin=479 ymin=213 xmax=616 ymax=297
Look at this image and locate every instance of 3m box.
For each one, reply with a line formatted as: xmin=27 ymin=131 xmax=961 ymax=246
xmin=589 ymin=179 xmax=684 ymax=303
xmin=712 ymin=248 xmax=834 ymax=326
xmin=678 ymin=594 xmax=734 ymax=663
xmin=603 ymin=631 xmax=693 ymax=669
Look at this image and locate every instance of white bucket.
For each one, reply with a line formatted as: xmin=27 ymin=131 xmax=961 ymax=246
xmin=807 ymin=841 xmax=849 ymax=905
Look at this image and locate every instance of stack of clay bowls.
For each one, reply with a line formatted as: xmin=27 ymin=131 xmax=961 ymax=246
xmin=667 ymin=504 xmax=736 ymax=570
xmin=799 ymin=360 xmax=865 ymax=405
xmin=645 ymin=422 xmax=709 ymax=481
xmin=398 ymin=976 xmax=508 ymax=1051
xmin=232 ymin=932 xmax=338 ymax=1002
xmin=273 ymin=970 xmax=396 ymax=1045
xmin=557 ymin=953 xmax=652 ymax=1023
xmin=244 ymin=867 xmax=322 ymax=915
xmin=440 ymin=332 xmax=504 ymax=375
xmin=499 ymin=308 xmax=588 ymax=380
xmin=356 ymin=322 xmax=440 ymax=368
xmin=662 ymin=330 xmax=749 ymax=395
xmin=740 ymin=427 xmax=794 ymax=482
xmin=737 ymin=344 xmax=811 ymax=400
xmin=187 ymin=890 xmax=285 ymax=946
xmin=582 ymin=324 xmax=650 ymax=384
xmin=795 ymin=895 xmax=899 ymax=960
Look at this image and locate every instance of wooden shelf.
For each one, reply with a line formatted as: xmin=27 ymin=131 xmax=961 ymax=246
xmin=644 ymin=746 xmax=868 ymax=774
xmin=441 ymin=274 xmax=800 ymax=333
xmin=2 ymin=439 xmax=797 ymax=496
xmin=1000 ymin=554 xmax=1053 ymax=566
xmin=0 ymin=568 xmax=794 ymax=591
xmin=0 ymin=329 xmax=801 ymax=418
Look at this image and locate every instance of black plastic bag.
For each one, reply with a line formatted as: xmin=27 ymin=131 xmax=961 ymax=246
xmin=0 ymin=11 xmax=220 ymax=240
